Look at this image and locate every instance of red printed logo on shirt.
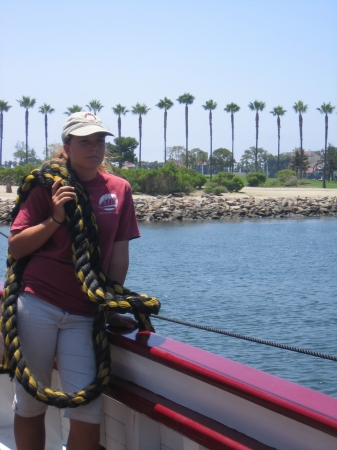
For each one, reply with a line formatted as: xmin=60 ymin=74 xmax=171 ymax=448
xmin=98 ymin=193 xmax=118 ymax=212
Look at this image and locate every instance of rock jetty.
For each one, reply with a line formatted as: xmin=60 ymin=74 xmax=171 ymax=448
xmin=133 ymin=194 xmax=337 ymax=221
xmin=0 ymin=199 xmax=15 ymax=224
xmin=0 ymin=195 xmax=337 ymax=224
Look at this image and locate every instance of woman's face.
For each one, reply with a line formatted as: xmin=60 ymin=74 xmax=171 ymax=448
xmin=64 ymin=133 xmax=106 ymax=180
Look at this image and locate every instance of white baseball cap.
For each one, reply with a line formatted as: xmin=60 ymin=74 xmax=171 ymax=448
xmin=62 ymin=112 xmax=114 ymax=143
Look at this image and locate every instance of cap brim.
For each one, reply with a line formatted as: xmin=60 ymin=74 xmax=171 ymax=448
xmin=70 ymin=125 xmax=114 ymax=137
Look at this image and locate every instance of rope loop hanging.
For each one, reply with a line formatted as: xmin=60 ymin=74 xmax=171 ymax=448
xmin=0 ymin=161 xmax=160 ymax=408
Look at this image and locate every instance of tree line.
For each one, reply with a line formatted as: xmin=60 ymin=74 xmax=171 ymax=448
xmin=0 ymin=96 xmax=335 ymax=186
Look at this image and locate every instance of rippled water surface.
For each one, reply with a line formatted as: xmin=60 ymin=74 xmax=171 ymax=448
xmin=1 ymin=217 xmax=336 ymax=397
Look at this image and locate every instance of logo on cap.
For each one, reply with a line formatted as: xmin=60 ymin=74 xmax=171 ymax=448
xmin=84 ymin=113 xmax=97 ymax=122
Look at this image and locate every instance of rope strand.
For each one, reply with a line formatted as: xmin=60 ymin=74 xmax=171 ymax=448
xmin=151 ymin=314 xmax=337 ymax=362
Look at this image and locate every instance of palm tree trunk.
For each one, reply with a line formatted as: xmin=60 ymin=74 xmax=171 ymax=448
xmin=164 ymin=109 xmax=167 ymax=163
xmin=185 ymin=104 xmax=188 ymax=168
xmin=118 ymin=116 xmax=122 ymax=169
xmin=25 ymin=109 xmax=29 ymax=164
xmin=255 ymin=112 xmax=259 ymax=172
xmin=139 ymin=114 xmax=142 ymax=168
xmin=231 ymin=112 xmax=234 ymax=173
xmin=277 ymin=116 xmax=280 ymax=173
xmin=0 ymin=112 xmax=3 ymax=166
xmin=45 ymin=114 xmax=48 ymax=159
xmin=299 ymin=114 xmax=303 ymax=179
xmin=209 ymin=110 xmax=213 ymax=180
xmin=323 ymin=114 xmax=328 ymax=188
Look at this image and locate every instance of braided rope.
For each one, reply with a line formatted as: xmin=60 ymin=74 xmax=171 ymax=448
xmin=0 ymin=161 xmax=160 ymax=408
xmin=152 ymin=315 xmax=337 ymax=362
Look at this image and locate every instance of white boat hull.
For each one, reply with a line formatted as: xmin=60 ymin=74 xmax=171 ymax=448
xmin=1 ymin=327 xmax=337 ymax=450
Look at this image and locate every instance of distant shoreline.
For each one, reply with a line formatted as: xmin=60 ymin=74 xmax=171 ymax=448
xmin=0 ymin=187 xmax=336 ymax=223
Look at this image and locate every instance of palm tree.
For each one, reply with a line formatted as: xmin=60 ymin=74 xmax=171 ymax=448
xmin=270 ymin=106 xmax=287 ymax=173
xmin=202 ymin=100 xmax=217 ymax=180
xmin=131 ymin=103 xmax=150 ymax=168
xmin=0 ymin=100 xmax=12 ymax=166
xmin=248 ymin=100 xmax=266 ymax=172
xmin=39 ymin=104 xmax=55 ymax=159
xmin=177 ymin=93 xmax=195 ymax=168
xmin=112 ymin=104 xmax=129 ymax=168
xmin=293 ymin=100 xmax=308 ymax=179
xmin=224 ymin=102 xmax=240 ymax=172
xmin=317 ymin=102 xmax=335 ymax=188
xmin=86 ymin=100 xmax=103 ymax=115
xmin=17 ymin=96 xmax=36 ymax=164
xmin=156 ymin=97 xmax=174 ymax=163
xmin=64 ymin=105 xmax=82 ymax=115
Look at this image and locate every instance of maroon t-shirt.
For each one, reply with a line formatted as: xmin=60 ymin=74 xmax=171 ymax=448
xmin=11 ymin=171 xmax=140 ymax=316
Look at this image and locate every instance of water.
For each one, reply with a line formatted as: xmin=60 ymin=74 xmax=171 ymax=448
xmin=1 ymin=217 xmax=336 ymax=397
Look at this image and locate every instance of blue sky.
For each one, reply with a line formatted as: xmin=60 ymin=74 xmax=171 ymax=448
xmin=1 ymin=0 xmax=336 ymax=164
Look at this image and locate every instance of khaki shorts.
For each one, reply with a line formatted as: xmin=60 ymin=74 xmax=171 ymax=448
xmin=13 ymin=292 xmax=102 ymax=424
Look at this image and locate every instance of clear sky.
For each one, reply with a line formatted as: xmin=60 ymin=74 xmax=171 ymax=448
xmin=1 ymin=0 xmax=336 ymax=164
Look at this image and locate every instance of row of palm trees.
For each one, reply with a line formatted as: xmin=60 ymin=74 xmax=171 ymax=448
xmin=0 ymin=97 xmax=55 ymax=165
xmin=0 ymin=96 xmax=335 ymax=184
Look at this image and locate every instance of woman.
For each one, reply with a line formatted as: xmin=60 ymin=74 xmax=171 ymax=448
xmin=8 ymin=112 xmax=140 ymax=450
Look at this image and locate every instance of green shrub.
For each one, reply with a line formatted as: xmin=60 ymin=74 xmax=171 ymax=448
xmin=111 ymin=162 xmax=207 ymax=195
xmin=132 ymin=183 xmax=141 ymax=193
xmin=203 ymin=183 xmax=215 ymax=194
xmin=284 ymin=176 xmax=298 ymax=187
xmin=263 ymin=178 xmax=282 ymax=187
xmin=213 ymin=172 xmax=235 ymax=184
xmin=229 ymin=176 xmax=244 ymax=192
xmin=212 ymin=172 xmax=244 ymax=192
xmin=276 ymin=169 xmax=297 ymax=184
xmin=0 ymin=163 xmax=40 ymax=185
xmin=213 ymin=185 xmax=225 ymax=195
xmin=246 ymin=172 xmax=266 ymax=187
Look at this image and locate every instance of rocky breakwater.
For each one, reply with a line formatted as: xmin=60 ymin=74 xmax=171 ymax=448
xmin=0 ymin=195 xmax=336 ymax=224
xmin=0 ymin=199 xmax=15 ymax=224
xmin=134 ymin=194 xmax=337 ymax=221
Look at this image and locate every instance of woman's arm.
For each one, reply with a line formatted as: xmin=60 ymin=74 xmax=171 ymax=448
xmin=107 ymin=240 xmax=137 ymax=328
xmin=8 ymin=179 xmax=76 ymax=260
xmin=107 ymin=240 xmax=129 ymax=285
xmin=9 ymin=218 xmax=63 ymax=260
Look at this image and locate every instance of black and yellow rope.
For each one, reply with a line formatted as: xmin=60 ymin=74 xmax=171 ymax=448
xmin=0 ymin=161 xmax=160 ymax=408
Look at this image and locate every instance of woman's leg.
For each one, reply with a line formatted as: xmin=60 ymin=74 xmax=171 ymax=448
xmin=14 ymin=413 xmax=46 ymax=450
xmin=14 ymin=293 xmax=60 ymax=450
xmin=67 ymin=420 xmax=100 ymax=450
xmin=57 ymin=313 xmax=103 ymax=449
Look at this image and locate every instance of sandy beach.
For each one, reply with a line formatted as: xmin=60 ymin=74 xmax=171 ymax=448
xmin=0 ymin=185 xmax=336 ymax=202
xmin=133 ymin=186 xmax=337 ymax=200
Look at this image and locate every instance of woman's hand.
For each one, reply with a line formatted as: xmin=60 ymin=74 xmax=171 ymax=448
xmin=51 ymin=178 xmax=76 ymax=223
xmin=8 ymin=179 xmax=77 ymax=260
xmin=107 ymin=313 xmax=138 ymax=329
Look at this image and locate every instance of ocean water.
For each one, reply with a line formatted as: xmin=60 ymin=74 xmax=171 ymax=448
xmin=1 ymin=217 xmax=336 ymax=397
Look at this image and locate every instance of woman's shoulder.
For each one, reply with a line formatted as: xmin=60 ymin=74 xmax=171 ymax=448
xmin=99 ymin=171 xmax=131 ymax=190
xmin=19 ymin=183 xmax=51 ymax=200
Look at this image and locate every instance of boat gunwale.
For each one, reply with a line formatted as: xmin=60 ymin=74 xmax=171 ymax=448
xmin=107 ymin=328 xmax=337 ymax=438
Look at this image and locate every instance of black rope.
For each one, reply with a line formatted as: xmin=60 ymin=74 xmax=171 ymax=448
xmin=151 ymin=314 xmax=337 ymax=362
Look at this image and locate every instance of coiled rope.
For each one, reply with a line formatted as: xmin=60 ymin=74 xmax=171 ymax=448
xmin=0 ymin=161 xmax=160 ymax=408
xmin=151 ymin=314 xmax=337 ymax=362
